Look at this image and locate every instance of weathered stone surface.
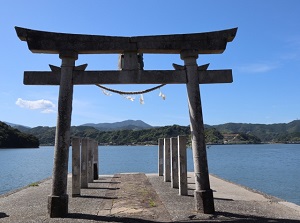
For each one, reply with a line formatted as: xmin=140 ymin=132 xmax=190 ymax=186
xmin=24 ymin=69 xmax=233 ymax=85
xmin=48 ymin=53 xmax=77 ymax=217
xmin=80 ymin=138 xmax=88 ymax=189
xmin=163 ymin=138 xmax=171 ymax=182
xmin=106 ymin=173 xmax=172 ymax=222
xmin=71 ymin=137 xmax=81 ymax=197
xmin=178 ymin=135 xmax=188 ymax=196
xmin=170 ymin=137 xmax=179 ymax=188
xmin=182 ymin=50 xmax=215 ymax=213
xmin=194 ymin=189 xmax=215 ymax=214
xmin=47 ymin=194 xmax=68 ymax=218
xmin=15 ymin=26 xmax=237 ymax=54
xmin=87 ymin=139 xmax=94 ymax=183
xmin=93 ymin=140 xmax=99 ymax=180
xmin=158 ymin=138 xmax=164 ymax=176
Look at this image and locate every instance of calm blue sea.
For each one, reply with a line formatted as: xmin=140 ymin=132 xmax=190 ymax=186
xmin=0 ymin=144 xmax=299 ymax=206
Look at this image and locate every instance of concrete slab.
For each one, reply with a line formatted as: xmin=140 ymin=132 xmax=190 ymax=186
xmin=204 ymin=174 xmax=269 ymax=202
xmin=0 ymin=173 xmax=300 ymax=222
xmin=147 ymin=172 xmax=300 ymax=222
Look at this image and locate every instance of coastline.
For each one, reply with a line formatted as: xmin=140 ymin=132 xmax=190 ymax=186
xmin=36 ymin=141 xmax=300 ymax=147
xmin=0 ymin=176 xmax=51 ymax=199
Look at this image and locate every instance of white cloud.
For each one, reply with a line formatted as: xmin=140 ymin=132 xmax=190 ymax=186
xmin=237 ymin=63 xmax=278 ymax=73
xmin=16 ymin=98 xmax=56 ymax=113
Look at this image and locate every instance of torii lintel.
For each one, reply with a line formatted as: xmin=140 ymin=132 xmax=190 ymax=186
xmin=15 ymin=26 xmax=237 ymax=54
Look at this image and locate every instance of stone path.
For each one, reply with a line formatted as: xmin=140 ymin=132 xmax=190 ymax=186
xmin=98 ymin=173 xmax=171 ymax=222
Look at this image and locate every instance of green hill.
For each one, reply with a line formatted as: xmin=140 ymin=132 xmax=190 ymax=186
xmin=11 ymin=120 xmax=300 ymax=146
xmin=211 ymin=120 xmax=300 ymax=143
xmin=24 ymin=124 xmax=259 ymax=146
xmin=0 ymin=121 xmax=39 ymax=148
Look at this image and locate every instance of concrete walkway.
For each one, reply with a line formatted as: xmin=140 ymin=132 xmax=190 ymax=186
xmin=0 ymin=172 xmax=300 ymax=222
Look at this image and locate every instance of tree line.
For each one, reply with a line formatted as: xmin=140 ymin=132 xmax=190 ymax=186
xmin=23 ymin=124 xmax=262 ymax=146
xmin=3 ymin=120 xmax=300 ymax=147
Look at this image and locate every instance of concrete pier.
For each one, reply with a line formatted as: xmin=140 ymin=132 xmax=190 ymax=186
xmin=178 ymin=135 xmax=188 ymax=195
xmin=81 ymin=138 xmax=88 ymax=188
xmin=71 ymin=137 xmax=81 ymax=197
xmin=87 ymin=139 xmax=94 ymax=183
xmin=163 ymin=138 xmax=171 ymax=182
xmin=158 ymin=138 xmax=164 ymax=176
xmin=93 ymin=140 xmax=99 ymax=180
xmin=170 ymin=137 xmax=179 ymax=188
xmin=1 ymin=172 xmax=300 ymax=222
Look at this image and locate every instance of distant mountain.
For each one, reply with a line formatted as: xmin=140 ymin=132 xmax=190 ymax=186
xmin=81 ymin=120 xmax=153 ymax=131
xmin=22 ymin=124 xmax=260 ymax=146
xmin=4 ymin=122 xmax=31 ymax=132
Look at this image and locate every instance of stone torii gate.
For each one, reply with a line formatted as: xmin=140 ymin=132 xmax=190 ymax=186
xmin=15 ymin=26 xmax=237 ymax=217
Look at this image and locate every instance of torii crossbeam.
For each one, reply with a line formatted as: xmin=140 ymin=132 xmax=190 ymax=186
xmin=16 ymin=26 xmax=237 ymax=218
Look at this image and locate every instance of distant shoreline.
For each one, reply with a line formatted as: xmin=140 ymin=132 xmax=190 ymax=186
xmin=35 ymin=142 xmax=300 ymax=147
xmin=1 ymin=142 xmax=299 ymax=149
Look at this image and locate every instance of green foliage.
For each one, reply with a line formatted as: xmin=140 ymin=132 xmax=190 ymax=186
xmin=28 ymin=182 xmax=39 ymax=187
xmin=0 ymin=122 xmax=39 ymax=148
xmin=236 ymin=133 xmax=261 ymax=144
xmin=25 ymin=126 xmax=56 ymax=146
xmin=19 ymin=124 xmax=264 ymax=145
xmin=212 ymin=120 xmax=300 ymax=143
xmin=12 ymin=120 xmax=300 ymax=145
xmin=95 ymin=125 xmax=191 ymax=145
xmin=205 ymin=128 xmax=224 ymax=144
xmin=274 ymin=132 xmax=300 ymax=143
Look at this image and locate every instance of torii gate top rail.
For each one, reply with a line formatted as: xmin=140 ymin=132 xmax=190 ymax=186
xmin=16 ymin=27 xmax=237 ymax=86
xmin=15 ymin=26 xmax=237 ymax=54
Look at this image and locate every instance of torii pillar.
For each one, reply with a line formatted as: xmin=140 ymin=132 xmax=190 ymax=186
xmin=181 ymin=50 xmax=214 ymax=213
xmin=48 ymin=51 xmax=77 ymax=217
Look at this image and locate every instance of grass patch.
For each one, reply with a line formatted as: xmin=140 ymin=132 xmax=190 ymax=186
xmin=139 ymin=189 xmax=157 ymax=207
xmin=149 ymin=199 xmax=156 ymax=207
xmin=28 ymin=182 xmax=39 ymax=187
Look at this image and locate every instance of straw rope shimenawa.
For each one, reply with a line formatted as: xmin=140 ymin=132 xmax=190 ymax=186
xmin=95 ymin=83 xmax=166 ymax=95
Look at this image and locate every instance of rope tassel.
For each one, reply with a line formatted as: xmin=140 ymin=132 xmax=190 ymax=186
xmin=159 ymin=88 xmax=166 ymax=100
xmin=139 ymin=94 xmax=145 ymax=104
xmin=102 ymin=89 xmax=112 ymax=96
xmin=123 ymin=95 xmax=135 ymax=101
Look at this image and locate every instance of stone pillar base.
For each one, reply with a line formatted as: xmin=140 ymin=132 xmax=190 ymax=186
xmin=194 ymin=189 xmax=215 ymax=214
xmin=72 ymin=193 xmax=81 ymax=198
xmin=94 ymin=163 xmax=99 ymax=180
xmin=48 ymin=194 xmax=68 ymax=218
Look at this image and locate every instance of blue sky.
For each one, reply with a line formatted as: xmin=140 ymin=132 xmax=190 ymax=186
xmin=1 ymin=0 xmax=299 ymax=127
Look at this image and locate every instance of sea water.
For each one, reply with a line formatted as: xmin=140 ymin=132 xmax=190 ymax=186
xmin=0 ymin=144 xmax=299 ymax=205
